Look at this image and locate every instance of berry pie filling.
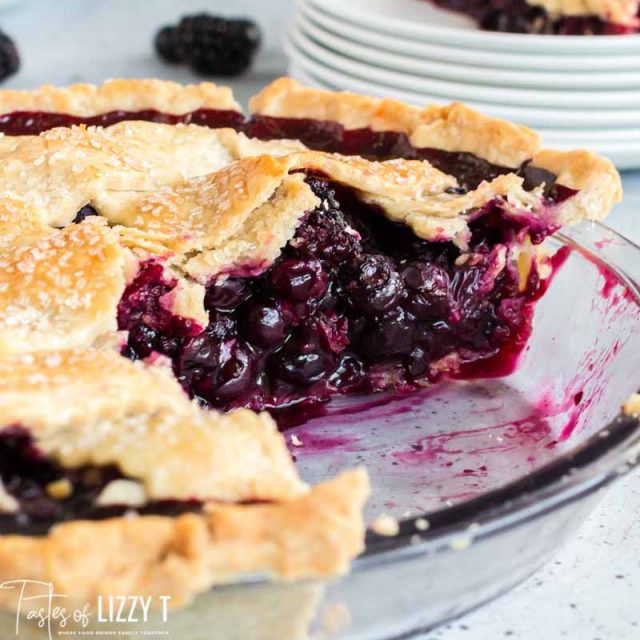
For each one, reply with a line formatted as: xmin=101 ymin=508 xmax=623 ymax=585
xmin=429 ymin=0 xmax=640 ymax=34
xmin=117 ymin=172 xmax=569 ymax=418
xmin=0 ymin=107 xmax=245 ymax=136
xmin=0 ymin=426 xmax=202 ymax=535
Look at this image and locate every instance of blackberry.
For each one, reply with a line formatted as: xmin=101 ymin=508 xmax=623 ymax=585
xmin=154 ymin=26 xmax=182 ymax=64
xmin=153 ymin=14 xmax=261 ymax=77
xmin=0 ymin=30 xmax=19 ymax=82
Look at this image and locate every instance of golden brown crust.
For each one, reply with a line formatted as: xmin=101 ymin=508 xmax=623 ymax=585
xmin=0 ymin=349 xmax=305 ymax=502
xmin=249 ymin=78 xmax=541 ymax=167
xmin=182 ymin=171 xmax=320 ymax=283
xmin=250 ymin=77 xmax=425 ymax=134
xmin=0 ymin=121 xmax=238 ymax=228
xmin=0 ymin=470 xmax=368 ymax=610
xmin=532 ymin=148 xmax=623 ymax=225
xmin=0 ymin=119 xmax=621 ymax=351
xmin=0 ymin=349 xmax=368 ymax=602
xmin=527 ymin=0 xmax=640 ymax=24
xmin=250 ymin=78 xmax=622 ymax=225
xmin=0 ymin=123 xmax=317 ymax=347
xmin=0 ymin=77 xmax=625 ymax=612
xmin=410 ymin=103 xmax=540 ymax=168
xmin=0 ymin=218 xmax=127 ymax=353
xmin=0 ymin=79 xmax=241 ymax=116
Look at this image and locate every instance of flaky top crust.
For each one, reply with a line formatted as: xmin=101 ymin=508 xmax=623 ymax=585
xmin=0 ymin=77 xmax=625 ymax=611
xmin=249 ymin=78 xmax=541 ymax=167
xmin=250 ymin=79 xmax=623 ymax=204
xmin=0 ymin=349 xmax=305 ymax=503
xmin=528 ymin=0 xmax=640 ymax=24
xmin=0 ymin=469 xmax=368 ymax=610
xmin=0 ymin=218 xmax=127 ymax=353
xmin=0 ymin=79 xmax=241 ymax=116
xmin=0 ymin=119 xmax=620 ymax=354
xmin=0 ymin=348 xmax=369 ymax=607
xmin=0 ymin=350 xmax=368 ymax=610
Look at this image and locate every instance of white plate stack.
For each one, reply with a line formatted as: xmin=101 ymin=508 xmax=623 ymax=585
xmin=288 ymin=0 xmax=640 ymax=169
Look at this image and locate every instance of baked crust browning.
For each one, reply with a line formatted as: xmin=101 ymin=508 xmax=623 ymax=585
xmin=531 ymin=148 xmax=623 ymax=226
xmin=0 ymin=349 xmax=306 ymax=502
xmin=528 ymin=0 xmax=640 ymax=24
xmin=0 ymin=219 xmax=127 ymax=353
xmin=249 ymin=78 xmax=541 ymax=166
xmin=0 ymin=79 xmax=241 ymax=117
xmin=250 ymin=79 xmax=621 ymax=222
xmin=0 ymin=78 xmax=626 ymax=612
xmin=0 ymin=348 xmax=368 ymax=606
xmin=0 ymin=118 xmax=621 ymax=355
xmin=0 ymin=470 xmax=368 ymax=610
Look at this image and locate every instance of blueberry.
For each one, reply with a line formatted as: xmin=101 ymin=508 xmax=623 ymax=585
xmin=273 ymin=336 xmax=334 ymax=386
xmin=206 ymin=311 xmax=236 ymax=340
xmin=402 ymin=262 xmax=451 ymax=318
xmin=309 ymin=313 xmax=349 ymax=354
xmin=269 ymin=258 xmax=328 ymax=302
xmin=127 ymin=324 xmax=159 ymax=358
xmin=330 ymin=354 xmax=365 ymax=390
xmin=347 ymin=255 xmax=403 ymax=313
xmin=359 ymin=309 xmax=414 ymax=361
xmin=72 ymin=205 xmax=100 ymax=225
xmin=177 ymin=333 xmax=219 ymax=377
xmin=205 ymin=278 xmax=250 ymax=311
xmin=214 ymin=342 xmax=255 ymax=399
xmin=241 ymin=302 xmax=286 ymax=348
xmin=406 ymin=346 xmax=428 ymax=377
xmin=403 ymin=262 xmax=449 ymax=294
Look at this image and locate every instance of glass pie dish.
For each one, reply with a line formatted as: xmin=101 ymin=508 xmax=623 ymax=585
xmin=1 ymin=216 xmax=637 ymax=639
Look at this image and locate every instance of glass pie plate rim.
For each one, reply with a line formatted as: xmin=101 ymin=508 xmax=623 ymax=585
xmin=356 ymin=220 xmax=640 ymax=567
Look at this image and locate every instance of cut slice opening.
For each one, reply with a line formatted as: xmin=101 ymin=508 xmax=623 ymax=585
xmin=116 ymin=172 xmax=566 ymax=420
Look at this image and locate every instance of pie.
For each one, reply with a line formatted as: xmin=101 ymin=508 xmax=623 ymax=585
xmin=0 ymin=349 xmax=367 ymax=609
xmin=427 ymin=0 xmax=640 ymax=34
xmin=0 ymin=78 xmax=621 ymax=611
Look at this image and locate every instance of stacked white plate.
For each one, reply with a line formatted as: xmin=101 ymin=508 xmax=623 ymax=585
xmin=288 ymin=0 xmax=640 ymax=169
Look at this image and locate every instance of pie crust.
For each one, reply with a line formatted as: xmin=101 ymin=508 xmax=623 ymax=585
xmin=528 ymin=0 xmax=639 ymax=24
xmin=0 ymin=78 xmax=241 ymax=117
xmin=0 ymin=78 xmax=624 ymax=614
xmin=0 ymin=115 xmax=622 ymax=357
xmin=0 ymin=349 xmax=368 ymax=608
xmin=250 ymin=79 xmax=621 ymax=223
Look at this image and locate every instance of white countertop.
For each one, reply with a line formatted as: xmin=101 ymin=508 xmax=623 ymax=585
xmin=1 ymin=1 xmax=638 ymax=638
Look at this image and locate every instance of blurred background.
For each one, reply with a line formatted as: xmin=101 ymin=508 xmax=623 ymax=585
xmin=0 ymin=0 xmax=288 ymax=103
xmin=0 ymin=1 xmax=637 ymax=639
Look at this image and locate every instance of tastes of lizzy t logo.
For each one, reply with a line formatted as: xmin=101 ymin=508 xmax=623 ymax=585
xmin=0 ymin=580 xmax=171 ymax=639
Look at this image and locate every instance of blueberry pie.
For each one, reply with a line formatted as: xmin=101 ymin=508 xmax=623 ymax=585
xmin=427 ymin=0 xmax=640 ymax=34
xmin=0 ymin=78 xmax=621 ymax=608
xmin=0 ymin=349 xmax=367 ymax=608
xmin=0 ymin=78 xmax=621 ymax=418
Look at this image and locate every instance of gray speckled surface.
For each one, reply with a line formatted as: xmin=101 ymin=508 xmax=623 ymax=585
xmin=0 ymin=1 xmax=637 ymax=637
